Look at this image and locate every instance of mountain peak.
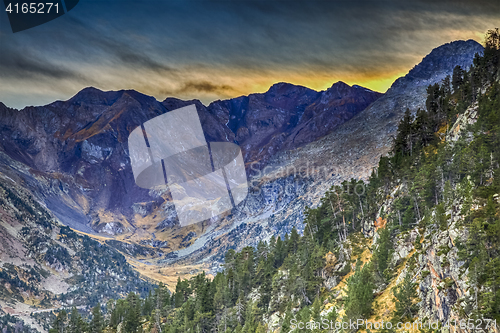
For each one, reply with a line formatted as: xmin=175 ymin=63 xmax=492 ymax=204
xmin=265 ymin=82 xmax=313 ymax=95
xmin=388 ymin=39 xmax=484 ymax=94
xmin=323 ymin=81 xmax=380 ymax=100
xmin=329 ymin=81 xmax=350 ymax=89
xmin=67 ymin=86 xmax=124 ymax=106
xmin=408 ymin=39 xmax=483 ymax=80
xmin=424 ymin=39 xmax=483 ymax=61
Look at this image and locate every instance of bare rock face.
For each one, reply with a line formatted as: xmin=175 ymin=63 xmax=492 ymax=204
xmin=207 ymin=81 xmax=382 ymax=170
xmin=0 ymin=89 xmax=234 ymax=234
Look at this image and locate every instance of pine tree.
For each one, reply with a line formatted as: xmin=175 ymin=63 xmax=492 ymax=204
xmin=275 ymin=236 xmax=285 ymax=268
xmin=393 ymin=272 xmax=419 ymax=322
xmin=142 ymin=290 xmax=154 ymax=317
xmin=109 ymin=299 xmax=128 ymax=329
xmin=288 ymin=227 xmax=300 ymax=255
xmin=67 ymin=307 xmax=85 ymax=333
xmin=452 ymin=65 xmax=464 ymax=93
xmin=344 ymin=261 xmax=375 ymax=320
xmin=281 ymin=306 xmax=293 ymax=333
xmin=372 ymin=225 xmax=392 ymax=281
xmin=236 ymin=297 xmax=245 ymax=326
xmin=90 ymin=305 xmax=104 ymax=333
xmin=174 ymin=277 xmax=185 ymax=308
xmin=50 ymin=309 xmax=67 ymax=333
xmin=311 ymin=297 xmax=322 ymax=322
xmin=436 ymin=202 xmax=447 ymax=230
xmin=125 ymin=292 xmax=142 ymax=333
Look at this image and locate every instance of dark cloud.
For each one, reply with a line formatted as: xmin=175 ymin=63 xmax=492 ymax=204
xmin=177 ymin=81 xmax=235 ymax=94
xmin=0 ymin=15 xmax=175 ymax=82
xmin=0 ymin=0 xmax=498 ymax=108
xmin=0 ymin=46 xmax=82 ymax=80
xmin=46 ymin=17 xmax=177 ymax=74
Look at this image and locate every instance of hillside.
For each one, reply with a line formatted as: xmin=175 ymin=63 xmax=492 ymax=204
xmin=0 ymin=152 xmax=154 ymax=332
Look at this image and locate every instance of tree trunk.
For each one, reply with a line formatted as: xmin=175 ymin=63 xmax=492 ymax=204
xmin=413 ymin=196 xmax=421 ymax=221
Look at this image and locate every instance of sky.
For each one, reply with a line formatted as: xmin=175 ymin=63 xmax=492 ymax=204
xmin=0 ymin=0 xmax=499 ymax=109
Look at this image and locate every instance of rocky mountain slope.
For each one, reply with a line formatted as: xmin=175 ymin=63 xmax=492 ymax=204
xmin=0 ymin=151 xmax=153 ymax=332
xmin=208 ymin=81 xmax=382 ymax=169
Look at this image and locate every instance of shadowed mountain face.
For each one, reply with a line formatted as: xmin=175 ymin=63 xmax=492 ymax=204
xmin=0 ymin=80 xmax=380 ymax=235
xmin=0 ymin=90 xmax=233 ymax=234
xmin=208 ymin=81 xmax=382 ymax=169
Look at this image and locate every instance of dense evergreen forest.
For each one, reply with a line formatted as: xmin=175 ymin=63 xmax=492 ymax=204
xmin=47 ymin=29 xmax=500 ymax=333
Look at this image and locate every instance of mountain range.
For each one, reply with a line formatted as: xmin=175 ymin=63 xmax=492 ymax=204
xmin=0 ymin=39 xmax=484 ymax=328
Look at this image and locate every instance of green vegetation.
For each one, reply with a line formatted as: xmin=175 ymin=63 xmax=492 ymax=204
xmin=392 ymin=272 xmax=419 ymax=323
xmin=0 ymin=314 xmax=37 ymax=333
xmin=344 ymin=260 xmax=375 ymax=320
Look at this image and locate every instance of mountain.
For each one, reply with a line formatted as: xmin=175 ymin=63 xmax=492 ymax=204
xmin=263 ymin=40 xmax=484 ymax=184
xmin=0 ymin=89 xmax=235 ymax=235
xmin=0 ymin=76 xmax=383 ymax=327
xmin=0 ymin=151 xmax=154 ymax=331
xmin=176 ymin=39 xmax=484 ymax=268
xmin=0 ymin=39 xmax=485 ymax=331
xmin=207 ymin=81 xmax=382 ymax=169
xmin=0 ymin=80 xmax=380 ymax=239
xmin=44 ymin=36 xmax=500 ymax=333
